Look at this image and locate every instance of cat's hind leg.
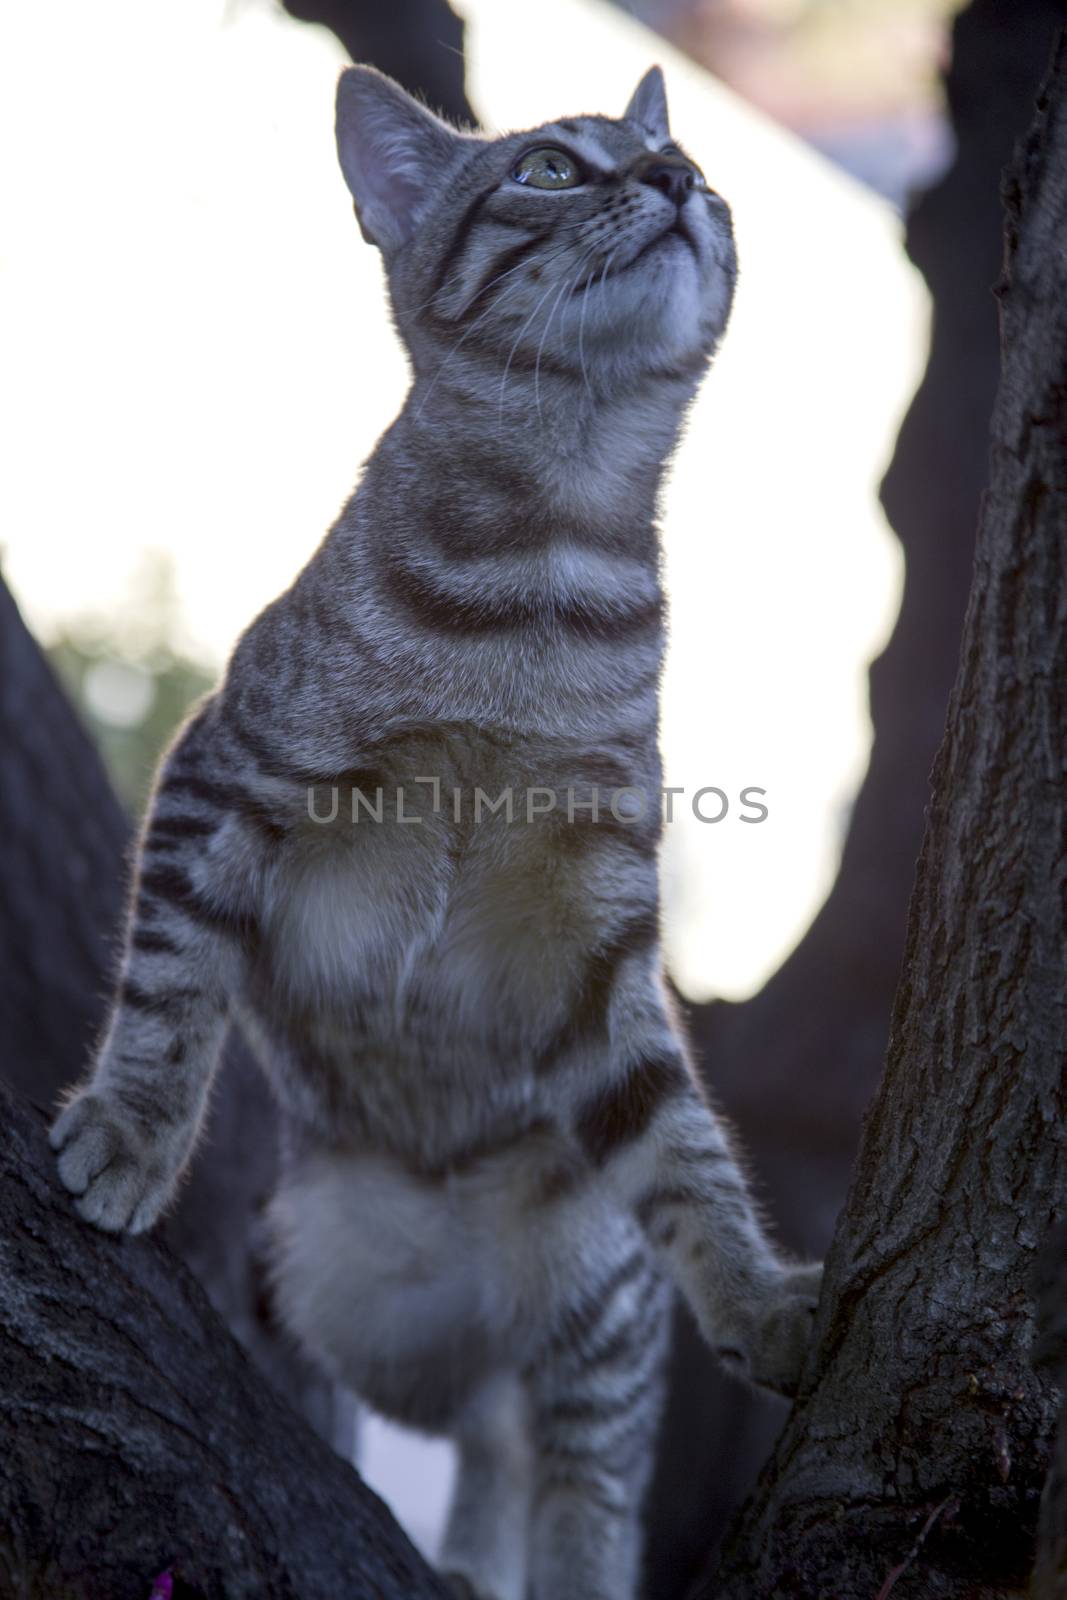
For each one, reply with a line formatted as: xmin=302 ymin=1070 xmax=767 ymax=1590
xmin=439 ymin=1372 xmax=531 ymax=1600
xmin=523 ymin=1237 xmax=671 ymax=1600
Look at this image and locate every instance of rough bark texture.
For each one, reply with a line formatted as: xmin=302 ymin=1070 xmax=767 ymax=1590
xmin=648 ymin=6 xmax=1067 ymax=1591
xmin=0 ymin=575 xmax=337 ymax=1438
xmin=1032 ymin=1221 xmax=1067 ymax=1599
xmin=0 ymin=1081 xmax=447 ymax=1600
xmin=706 ymin=38 xmax=1067 ymax=1598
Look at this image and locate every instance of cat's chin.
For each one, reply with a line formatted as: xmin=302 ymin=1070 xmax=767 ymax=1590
xmin=606 ymin=252 xmax=731 ymax=369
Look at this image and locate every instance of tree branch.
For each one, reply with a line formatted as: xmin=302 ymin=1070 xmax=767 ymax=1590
xmin=708 ymin=32 xmax=1067 ymax=1597
xmin=0 ymin=1082 xmax=448 ymax=1600
xmin=648 ymin=7 xmax=1067 ymax=1587
xmin=1031 ymin=1221 xmax=1067 ymax=1598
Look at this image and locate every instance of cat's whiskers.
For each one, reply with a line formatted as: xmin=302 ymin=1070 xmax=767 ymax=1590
xmin=575 ymin=254 xmax=595 ymax=400
xmin=596 ymin=248 xmax=618 ymax=304
xmin=567 ymin=238 xmax=615 ymax=401
xmin=454 ymin=227 xmax=595 ymax=325
xmin=497 ymin=275 xmax=568 ymax=426
xmin=564 ymin=245 xmax=617 ymax=406
xmin=411 ymin=263 xmax=554 ymax=422
xmin=533 ymin=245 xmax=600 ymax=425
xmin=412 ymin=235 xmax=594 ymax=422
xmin=395 ymin=217 xmax=594 ymax=321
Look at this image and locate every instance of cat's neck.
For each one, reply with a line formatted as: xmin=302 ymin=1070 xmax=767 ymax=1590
xmin=358 ymin=367 xmax=697 ymax=562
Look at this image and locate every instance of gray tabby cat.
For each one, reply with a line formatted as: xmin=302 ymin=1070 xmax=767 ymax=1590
xmin=51 ymin=63 xmax=822 ymax=1600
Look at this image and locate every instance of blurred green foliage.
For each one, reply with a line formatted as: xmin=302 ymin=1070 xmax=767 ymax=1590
xmin=46 ymin=553 xmax=216 ymax=816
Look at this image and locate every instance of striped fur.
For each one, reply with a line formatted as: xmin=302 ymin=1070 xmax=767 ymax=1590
xmin=52 ymin=65 xmax=822 ymax=1600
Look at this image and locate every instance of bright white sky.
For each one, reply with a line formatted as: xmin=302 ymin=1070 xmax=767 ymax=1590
xmin=0 ymin=0 xmax=928 ymax=1549
xmin=0 ymin=0 xmax=925 ymax=1009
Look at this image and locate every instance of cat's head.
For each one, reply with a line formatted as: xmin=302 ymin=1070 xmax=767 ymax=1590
xmin=335 ymin=64 xmax=736 ymax=395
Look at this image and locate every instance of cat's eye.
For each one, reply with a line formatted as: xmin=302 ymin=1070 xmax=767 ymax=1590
xmin=511 ymin=147 xmax=581 ymax=190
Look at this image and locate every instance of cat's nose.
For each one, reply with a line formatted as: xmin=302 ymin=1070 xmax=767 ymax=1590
xmin=636 ymin=156 xmax=696 ymax=208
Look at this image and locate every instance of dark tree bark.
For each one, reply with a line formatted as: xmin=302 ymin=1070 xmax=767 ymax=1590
xmin=0 ymin=576 xmax=129 ymax=1092
xmin=1032 ymin=1221 xmax=1067 ymax=1599
xmin=0 ymin=1082 xmax=446 ymax=1600
xmin=280 ymin=0 xmax=474 ymax=125
xmin=703 ymin=38 xmax=1067 ymax=1596
xmin=646 ymin=6 xmax=1067 ymax=1592
xmin=0 ymin=575 xmax=337 ymax=1443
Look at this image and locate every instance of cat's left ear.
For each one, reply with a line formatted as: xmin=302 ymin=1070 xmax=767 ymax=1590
xmin=336 ymin=65 xmax=462 ymax=255
xmin=624 ymin=65 xmax=670 ymax=143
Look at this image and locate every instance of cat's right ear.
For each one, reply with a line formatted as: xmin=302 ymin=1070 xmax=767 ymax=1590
xmin=625 ymin=66 xmax=670 ymax=143
xmin=336 ymin=66 xmax=461 ymax=256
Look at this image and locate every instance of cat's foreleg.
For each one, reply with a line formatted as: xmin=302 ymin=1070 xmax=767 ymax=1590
xmin=440 ymin=1373 xmax=531 ymax=1600
xmin=50 ymin=719 xmax=248 ymax=1232
xmin=523 ymin=1241 xmax=670 ymax=1600
xmin=572 ymin=980 xmax=822 ymax=1395
xmin=631 ymin=1084 xmax=821 ymax=1395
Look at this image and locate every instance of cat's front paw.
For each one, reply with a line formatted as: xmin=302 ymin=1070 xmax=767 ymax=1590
xmin=716 ymin=1262 xmax=823 ymax=1399
xmin=49 ymin=1091 xmax=181 ymax=1235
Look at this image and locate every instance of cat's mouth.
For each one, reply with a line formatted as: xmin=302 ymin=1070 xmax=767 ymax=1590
xmin=668 ymin=214 xmax=700 ymax=260
xmin=574 ymin=218 xmax=700 ymax=294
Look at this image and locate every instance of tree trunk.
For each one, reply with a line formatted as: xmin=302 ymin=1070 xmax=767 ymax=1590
xmin=648 ymin=5 xmax=1067 ymax=1589
xmin=0 ymin=575 xmax=129 ymax=1094
xmin=707 ymin=36 xmax=1067 ymax=1597
xmin=0 ymin=574 xmax=342 ymax=1446
xmin=1032 ymin=1221 xmax=1067 ymax=1599
xmin=0 ymin=1082 xmax=447 ymax=1600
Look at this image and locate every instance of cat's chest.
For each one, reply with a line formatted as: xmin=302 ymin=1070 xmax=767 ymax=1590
xmin=263 ymin=806 xmax=588 ymax=1023
xmin=256 ymin=742 xmax=657 ymax=1033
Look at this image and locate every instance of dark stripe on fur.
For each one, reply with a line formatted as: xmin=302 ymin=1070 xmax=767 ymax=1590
xmin=576 ymin=1052 xmax=690 ymax=1167
xmin=431 ymin=227 xmax=556 ymax=326
xmin=147 ymin=814 xmax=218 ymax=842
xmin=545 ymin=1249 xmax=650 ymax=1358
xmin=159 ymin=766 xmax=289 ymax=845
xmin=417 ymin=1117 xmax=554 ymax=1181
xmin=121 ymin=978 xmax=202 ymax=1016
xmin=635 ymin=1185 xmax=697 ymax=1227
xmin=161 ymin=771 xmax=251 ymax=812
xmin=224 ymin=707 xmax=320 ymax=787
xmin=425 ymin=509 xmax=657 ymax=566
xmin=137 ymin=864 xmax=258 ymax=946
xmin=435 ymin=320 xmax=580 ymax=380
xmin=429 ymin=181 xmax=502 ymax=300
xmin=536 ymin=908 xmax=659 ymax=1073
xmin=130 ymin=928 xmax=184 ymax=956
xmin=535 ymin=1405 xmax=658 ymax=1475
xmin=544 ymin=1360 xmax=662 ymax=1427
xmin=111 ymin=1080 xmax=167 ymax=1135
xmin=379 ymin=553 xmax=663 ymax=640
xmin=579 ymin=1279 xmax=667 ymax=1373
xmin=455 ymin=228 xmax=553 ymax=320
